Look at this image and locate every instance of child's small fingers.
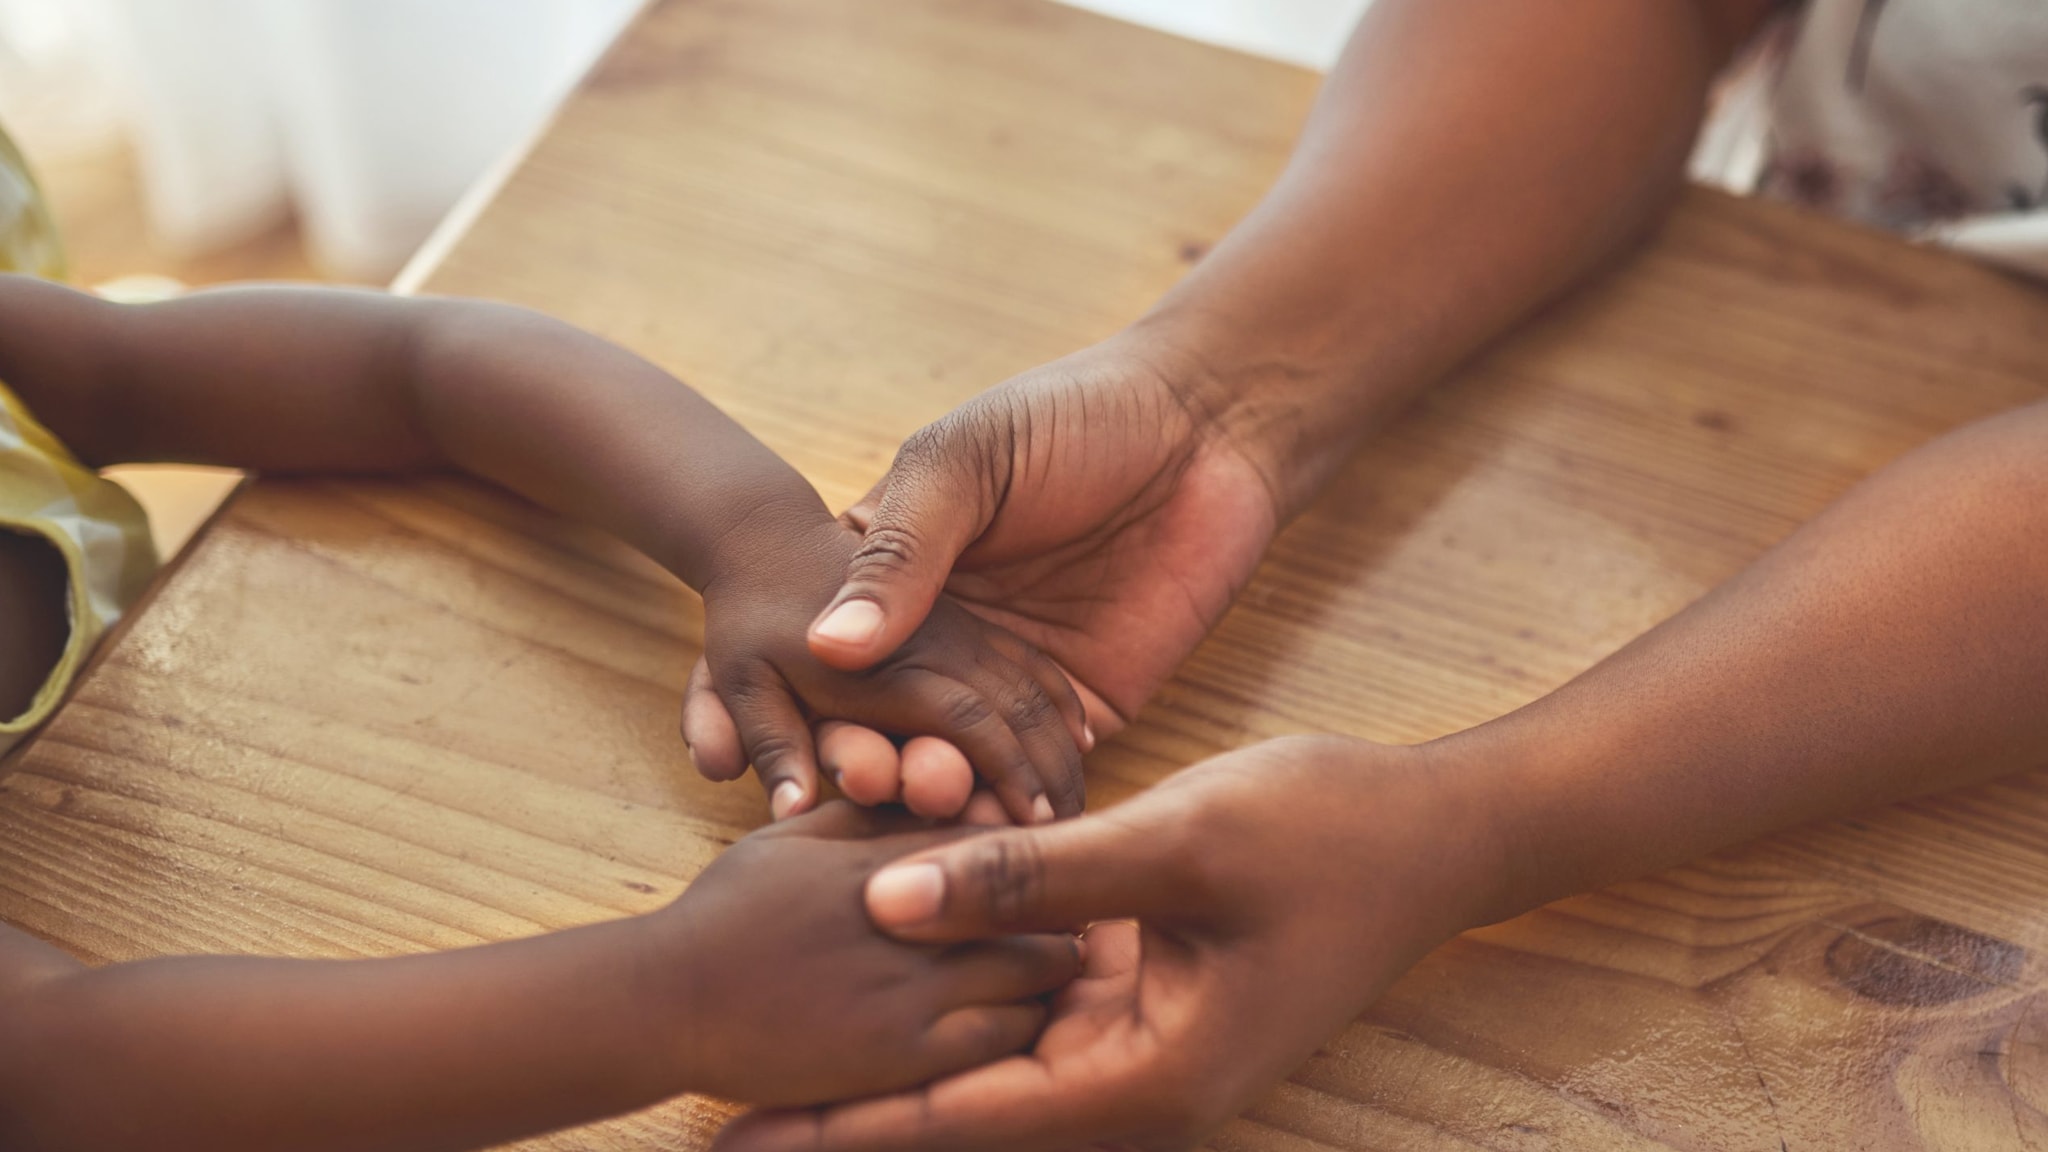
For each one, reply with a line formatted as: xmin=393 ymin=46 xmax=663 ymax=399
xmin=985 ymin=629 xmax=1094 ymax=755
xmin=896 ymin=671 xmax=1046 ymax=826
xmin=724 ymin=676 xmax=822 ymax=821
xmin=682 ymin=657 xmax=747 ymax=782
xmin=916 ymin=1003 xmax=1049 ymax=1081
xmin=818 ymin=721 xmax=903 ymax=806
xmin=960 ymin=654 xmax=1083 ymax=820
xmin=899 ymin=736 xmax=974 ymax=819
xmin=958 ymin=789 xmax=1015 ymax=827
xmin=942 ymin=934 xmax=1084 ymax=1004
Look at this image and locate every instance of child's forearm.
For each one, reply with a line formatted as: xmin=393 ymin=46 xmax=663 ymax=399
xmin=0 ymin=277 xmax=827 ymax=590
xmin=1443 ymin=401 xmax=2048 ymax=924
xmin=397 ymin=295 xmax=834 ymax=591
xmin=0 ymin=916 xmax=691 ymax=1152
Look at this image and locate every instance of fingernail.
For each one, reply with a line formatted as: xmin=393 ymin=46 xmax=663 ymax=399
xmin=1081 ymin=722 xmax=1096 ymax=752
xmin=868 ymin=862 xmax=946 ymax=925
xmin=813 ymin=599 xmax=884 ymax=647
xmin=1032 ymin=795 xmax=1055 ymax=824
xmin=770 ymin=780 xmax=805 ymax=820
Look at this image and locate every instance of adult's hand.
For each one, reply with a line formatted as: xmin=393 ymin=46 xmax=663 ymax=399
xmin=685 ymin=332 xmax=1287 ymax=812
xmin=712 ymin=735 xmax=1507 ymax=1152
xmin=809 ymin=332 xmax=1284 ymax=730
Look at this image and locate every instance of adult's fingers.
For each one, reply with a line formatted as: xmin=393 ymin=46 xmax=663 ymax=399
xmin=900 ymin=737 xmax=975 ymax=820
xmin=681 ymin=658 xmax=747 ymax=782
xmin=816 ymin=721 xmax=903 ymax=806
xmin=809 ymin=422 xmax=997 ymax=672
xmin=941 ymin=934 xmax=1083 ymax=1006
xmin=713 ymin=1055 xmax=1118 ymax=1152
xmin=908 ymin=1008 xmax=1052 ymax=1119
xmin=864 ymin=809 xmax=1181 ymax=942
xmin=754 ymin=797 xmax=946 ymax=843
xmin=956 ymin=788 xmax=1015 ymax=827
xmin=722 ymin=674 xmax=823 ymax=820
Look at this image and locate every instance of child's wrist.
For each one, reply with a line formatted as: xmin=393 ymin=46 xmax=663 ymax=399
xmin=630 ymin=903 xmax=717 ymax=1096
xmin=692 ymin=497 xmax=847 ymax=603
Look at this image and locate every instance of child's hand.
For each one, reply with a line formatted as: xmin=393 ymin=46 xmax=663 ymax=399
xmin=713 ymin=736 xmax=1505 ymax=1151
xmin=650 ymin=802 xmax=1082 ymax=1106
xmin=690 ymin=509 xmax=1088 ymax=825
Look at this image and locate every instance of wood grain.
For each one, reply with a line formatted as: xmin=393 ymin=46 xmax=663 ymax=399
xmin=7 ymin=0 xmax=2048 ymax=1147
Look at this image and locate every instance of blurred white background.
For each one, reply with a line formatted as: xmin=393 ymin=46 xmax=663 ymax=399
xmin=0 ymin=0 xmax=1387 ymax=285
xmin=0 ymin=0 xmax=641 ymax=281
xmin=0 ymin=0 xmax=1382 ymax=284
xmin=1058 ymin=0 xmax=1373 ymax=68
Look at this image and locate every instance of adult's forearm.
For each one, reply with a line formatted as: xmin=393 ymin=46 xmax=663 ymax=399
xmin=1 ymin=917 xmax=683 ymax=1152
xmin=1446 ymin=402 xmax=2048 ymax=923
xmin=1142 ymin=0 xmax=1769 ymax=515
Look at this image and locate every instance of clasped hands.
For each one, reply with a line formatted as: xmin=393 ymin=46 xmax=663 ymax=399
xmin=677 ymin=336 xmax=1497 ymax=1151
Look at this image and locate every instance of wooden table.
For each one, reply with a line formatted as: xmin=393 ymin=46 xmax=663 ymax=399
xmin=9 ymin=1 xmax=2048 ymax=1147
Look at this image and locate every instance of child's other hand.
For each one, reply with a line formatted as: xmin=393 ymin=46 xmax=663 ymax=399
xmin=713 ymin=737 xmax=1504 ymax=1152
xmin=688 ymin=511 xmax=1087 ymax=826
xmin=650 ymin=802 xmax=1081 ymax=1106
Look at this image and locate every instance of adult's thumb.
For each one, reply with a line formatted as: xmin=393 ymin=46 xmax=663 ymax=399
xmin=809 ymin=427 xmax=991 ymax=671
xmin=865 ymin=812 xmax=1176 ymax=942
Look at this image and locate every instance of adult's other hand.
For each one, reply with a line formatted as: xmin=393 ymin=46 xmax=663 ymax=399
xmin=713 ymin=735 xmax=1505 ymax=1152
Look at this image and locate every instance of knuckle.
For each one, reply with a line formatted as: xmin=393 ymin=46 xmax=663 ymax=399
xmin=1003 ymin=683 xmax=1058 ymax=731
xmin=894 ymin=421 xmax=955 ymax=473
xmin=936 ymin=689 xmax=998 ymax=736
xmin=969 ymin=834 xmax=1047 ymax=927
xmin=847 ymin=525 xmax=922 ymax=577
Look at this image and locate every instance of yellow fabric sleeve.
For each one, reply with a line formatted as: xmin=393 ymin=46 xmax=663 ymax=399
xmin=0 ymin=378 xmax=157 ymax=753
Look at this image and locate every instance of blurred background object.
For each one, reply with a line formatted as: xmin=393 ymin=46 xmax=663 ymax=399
xmin=1054 ymin=0 xmax=1373 ymax=69
xmin=0 ymin=0 xmax=640 ymax=555
xmin=0 ymin=0 xmax=640 ymax=285
xmin=0 ymin=117 xmax=62 ymax=277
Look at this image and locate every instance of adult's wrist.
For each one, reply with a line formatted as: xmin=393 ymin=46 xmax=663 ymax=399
xmin=1419 ymin=715 xmax=1634 ymax=930
xmin=1348 ymin=737 xmax=1521 ymax=942
xmin=1120 ymin=294 xmax=1394 ymax=524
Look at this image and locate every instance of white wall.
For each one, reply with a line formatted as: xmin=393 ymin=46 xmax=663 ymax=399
xmin=1051 ymin=0 xmax=1374 ymax=70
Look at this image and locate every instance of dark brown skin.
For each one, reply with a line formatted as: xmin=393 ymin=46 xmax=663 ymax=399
xmin=666 ymin=0 xmax=2048 ymax=1144
xmin=0 ymin=802 xmax=1081 ymax=1151
xmin=685 ymin=0 xmax=1781 ymax=806
xmin=0 ymin=273 xmax=1090 ymax=1148
xmin=0 ymin=273 xmax=1085 ymax=824
xmin=719 ymin=400 xmax=2048 ymax=1152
